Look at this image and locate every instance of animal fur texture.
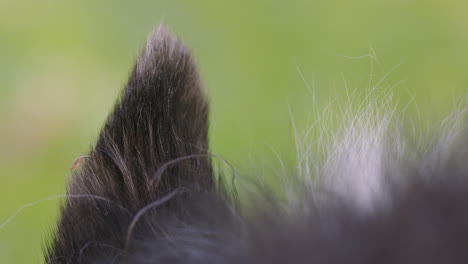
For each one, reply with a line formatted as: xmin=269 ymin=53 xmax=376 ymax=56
xmin=45 ymin=25 xmax=468 ymax=263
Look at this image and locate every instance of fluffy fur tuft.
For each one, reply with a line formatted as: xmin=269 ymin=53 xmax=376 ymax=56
xmin=45 ymin=25 xmax=468 ymax=264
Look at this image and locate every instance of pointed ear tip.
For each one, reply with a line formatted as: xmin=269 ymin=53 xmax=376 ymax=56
xmin=147 ymin=23 xmax=181 ymax=49
xmin=135 ymin=24 xmax=191 ymax=76
xmin=156 ymin=23 xmax=169 ymax=33
xmin=152 ymin=23 xmax=170 ymax=39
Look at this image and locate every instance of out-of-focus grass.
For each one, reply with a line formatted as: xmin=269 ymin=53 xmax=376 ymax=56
xmin=0 ymin=0 xmax=466 ymax=262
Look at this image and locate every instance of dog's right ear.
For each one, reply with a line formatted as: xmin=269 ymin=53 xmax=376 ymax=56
xmin=46 ymin=25 xmax=213 ymax=263
xmin=90 ymin=24 xmax=213 ymax=205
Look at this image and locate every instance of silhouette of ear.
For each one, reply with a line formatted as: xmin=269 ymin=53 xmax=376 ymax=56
xmin=90 ymin=24 xmax=213 ymax=206
xmin=47 ymin=25 xmax=213 ymax=263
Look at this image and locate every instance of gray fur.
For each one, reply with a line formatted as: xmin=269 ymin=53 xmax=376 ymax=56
xmin=45 ymin=25 xmax=468 ymax=264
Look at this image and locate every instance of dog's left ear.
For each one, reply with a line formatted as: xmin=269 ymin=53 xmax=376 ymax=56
xmin=46 ymin=25 xmax=213 ymax=263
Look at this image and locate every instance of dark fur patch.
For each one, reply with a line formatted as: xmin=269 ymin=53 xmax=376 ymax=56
xmin=46 ymin=25 xmax=216 ymax=263
xmin=45 ymin=25 xmax=468 ymax=264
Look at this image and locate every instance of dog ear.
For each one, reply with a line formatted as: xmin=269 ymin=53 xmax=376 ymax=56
xmin=46 ymin=25 xmax=213 ymax=263
xmin=89 ymin=24 xmax=212 ymax=205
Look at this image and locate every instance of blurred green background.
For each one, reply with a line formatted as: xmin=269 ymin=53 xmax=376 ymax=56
xmin=0 ymin=0 xmax=467 ymax=262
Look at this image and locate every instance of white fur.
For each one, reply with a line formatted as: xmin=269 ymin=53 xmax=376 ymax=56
xmin=294 ymin=89 xmax=466 ymax=214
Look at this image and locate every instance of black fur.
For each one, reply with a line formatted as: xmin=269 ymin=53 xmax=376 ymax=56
xmin=46 ymin=25 xmax=219 ymax=263
xmin=45 ymin=25 xmax=468 ymax=263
